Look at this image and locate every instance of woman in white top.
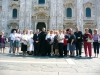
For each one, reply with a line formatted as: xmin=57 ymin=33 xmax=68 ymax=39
xmin=13 ymin=29 xmax=21 ymax=55
xmin=58 ymin=29 xmax=64 ymax=57
xmin=45 ymin=30 xmax=54 ymax=56
xmin=27 ymin=30 xmax=34 ymax=55
xmin=21 ymin=30 xmax=28 ymax=56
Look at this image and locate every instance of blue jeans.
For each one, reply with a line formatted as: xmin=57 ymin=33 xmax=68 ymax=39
xmin=9 ymin=40 xmax=14 ymax=53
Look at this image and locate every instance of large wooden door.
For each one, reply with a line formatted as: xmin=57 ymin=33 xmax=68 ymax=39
xmin=36 ymin=22 xmax=46 ymax=31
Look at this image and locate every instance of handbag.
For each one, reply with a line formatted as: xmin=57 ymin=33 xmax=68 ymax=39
xmin=27 ymin=41 xmax=30 ymax=47
xmin=87 ymin=38 xmax=93 ymax=42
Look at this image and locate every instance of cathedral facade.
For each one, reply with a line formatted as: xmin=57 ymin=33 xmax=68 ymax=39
xmin=0 ymin=0 xmax=100 ymax=34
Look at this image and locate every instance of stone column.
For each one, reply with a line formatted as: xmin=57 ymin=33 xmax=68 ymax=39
xmin=50 ymin=0 xmax=57 ymax=30
xmin=19 ymin=0 xmax=25 ymax=32
xmin=1 ymin=0 xmax=8 ymax=32
xmin=77 ymin=0 xmax=83 ymax=32
xmin=97 ymin=0 xmax=100 ymax=33
xmin=26 ymin=0 xmax=32 ymax=30
xmin=56 ymin=0 xmax=63 ymax=30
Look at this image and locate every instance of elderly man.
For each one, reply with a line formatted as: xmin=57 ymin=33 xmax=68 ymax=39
xmin=74 ymin=27 xmax=83 ymax=57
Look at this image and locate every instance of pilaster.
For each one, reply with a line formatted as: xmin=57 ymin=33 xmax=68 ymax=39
xmin=77 ymin=0 xmax=83 ymax=32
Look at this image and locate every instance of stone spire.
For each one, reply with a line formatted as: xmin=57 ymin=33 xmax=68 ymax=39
xmin=77 ymin=0 xmax=83 ymax=32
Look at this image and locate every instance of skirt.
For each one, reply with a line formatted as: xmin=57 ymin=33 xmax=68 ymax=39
xmin=14 ymin=40 xmax=20 ymax=47
xmin=21 ymin=43 xmax=27 ymax=51
xmin=53 ymin=42 xmax=58 ymax=49
xmin=0 ymin=43 xmax=5 ymax=48
xmin=69 ymin=44 xmax=76 ymax=51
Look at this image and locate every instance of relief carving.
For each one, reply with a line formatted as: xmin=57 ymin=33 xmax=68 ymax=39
xmin=84 ymin=2 xmax=94 ymax=8
xmin=84 ymin=22 xmax=96 ymax=28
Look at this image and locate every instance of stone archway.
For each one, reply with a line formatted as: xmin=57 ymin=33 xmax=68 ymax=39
xmin=36 ymin=22 xmax=46 ymax=31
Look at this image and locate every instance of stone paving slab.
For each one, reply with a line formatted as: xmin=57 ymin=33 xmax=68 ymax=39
xmin=0 ymin=47 xmax=100 ymax=75
xmin=59 ymin=73 xmax=100 ymax=75
xmin=0 ymin=70 xmax=58 ymax=75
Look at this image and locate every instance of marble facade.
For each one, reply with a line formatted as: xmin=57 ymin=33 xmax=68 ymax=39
xmin=0 ymin=0 xmax=99 ymax=34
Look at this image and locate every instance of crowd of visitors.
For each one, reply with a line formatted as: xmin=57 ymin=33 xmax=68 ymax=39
xmin=0 ymin=27 xmax=100 ymax=58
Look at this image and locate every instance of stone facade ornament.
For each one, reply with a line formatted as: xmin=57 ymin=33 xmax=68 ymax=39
xmin=84 ymin=2 xmax=94 ymax=8
xmin=0 ymin=0 xmax=99 ymax=34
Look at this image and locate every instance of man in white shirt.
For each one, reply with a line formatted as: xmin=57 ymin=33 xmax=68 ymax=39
xmin=9 ymin=30 xmax=16 ymax=54
xmin=58 ymin=29 xmax=64 ymax=57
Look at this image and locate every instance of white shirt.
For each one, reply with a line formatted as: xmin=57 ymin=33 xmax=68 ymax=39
xmin=9 ymin=33 xmax=15 ymax=41
xmin=15 ymin=33 xmax=21 ymax=41
xmin=58 ymin=33 xmax=64 ymax=43
xmin=21 ymin=34 xmax=28 ymax=45
xmin=46 ymin=34 xmax=54 ymax=44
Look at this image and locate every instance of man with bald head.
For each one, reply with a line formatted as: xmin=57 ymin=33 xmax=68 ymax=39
xmin=74 ymin=27 xmax=83 ymax=57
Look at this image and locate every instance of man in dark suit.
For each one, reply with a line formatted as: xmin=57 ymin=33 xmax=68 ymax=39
xmin=74 ymin=27 xmax=83 ymax=57
xmin=33 ymin=29 xmax=40 ymax=56
xmin=39 ymin=27 xmax=47 ymax=56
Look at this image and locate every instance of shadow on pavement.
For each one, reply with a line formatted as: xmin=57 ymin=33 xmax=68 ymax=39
xmin=2 ymin=53 xmax=96 ymax=60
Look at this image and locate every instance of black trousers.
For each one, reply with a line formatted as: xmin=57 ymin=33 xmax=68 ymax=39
xmin=34 ymin=43 xmax=39 ymax=55
xmin=93 ymin=42 xmax=99 ymax=54
xmin=63 ymin=45 xmax=67 ymax=56
xmin=76 ymin=42 xmax=82 ymax=56
xmin=46 ymin=42 xmax=51 ymax=56
xmin=58 ymin=43 xmax=63 ymax=56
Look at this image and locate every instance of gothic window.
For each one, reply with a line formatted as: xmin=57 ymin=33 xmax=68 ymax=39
xmin=86 ymin=8 xmax=91 ymax=17
xmin=38 ymin=0 xmax=45 ymax=4
xmin=67 ymin=8 xmax=72 ymax=18
xmin=13 ymin=9 xmax=17 ymax=19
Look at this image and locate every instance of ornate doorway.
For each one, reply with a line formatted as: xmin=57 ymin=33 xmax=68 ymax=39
xmin=36 ymin=22 xmax=46 ymax=31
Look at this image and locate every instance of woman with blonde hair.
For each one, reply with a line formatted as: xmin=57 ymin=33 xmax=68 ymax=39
xmin=53 ymin=31 xmax=59 ymax=56
xmin=83 ymin=28 xmax=92 ymax=57
xmin=14 ymin=29 xmax=21 ymax=55
xmin=21 ymin=30 xmax=28 ymax=56
xmin=0 ymin=31 xmax=6 ymax=53
xmin=93 ymin=29 xmax=99 ymax=57
xmin=58 ymin=29 xmax=64 ymax=57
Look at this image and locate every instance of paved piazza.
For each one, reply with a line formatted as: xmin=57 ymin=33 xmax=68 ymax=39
xmin=0 ymin=47 xmax=100 ymax=75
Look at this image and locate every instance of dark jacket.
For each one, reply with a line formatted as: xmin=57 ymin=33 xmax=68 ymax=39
xmin=68 ymin=34 xmax=76 ymax=44
xmin=74 ymin=31 xmax=83 ymax=42
xmin=33 ymin=33 xmax=40 ymax=43
xmin=0 ymin=35 xmax=6 ymax=43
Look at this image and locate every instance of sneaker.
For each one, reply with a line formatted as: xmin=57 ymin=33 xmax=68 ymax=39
xmin=15 ymin=53 xmax=17 ymax=55
xmin=17 ymin=53 xmax=19 ymax=55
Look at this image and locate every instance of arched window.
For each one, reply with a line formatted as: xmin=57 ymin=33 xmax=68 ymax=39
xmin=86 ymin=8 xmax=91 ymax=17
xmin=67 ymin=8 xmax=72 ymax=18
xmin=13 ymin=9 xmax=17 ymax=19
xmin=38 ymin=0 xmax=45 ymax=4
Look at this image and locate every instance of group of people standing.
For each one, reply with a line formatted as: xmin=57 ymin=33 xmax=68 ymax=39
xmin=0 ymin=27 xmax=100 ymax=58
